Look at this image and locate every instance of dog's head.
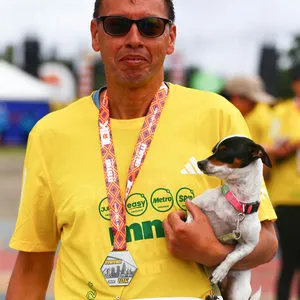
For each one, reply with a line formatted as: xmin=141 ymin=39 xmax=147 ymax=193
xmin=197 ymin=135 xmax=272 ymax=179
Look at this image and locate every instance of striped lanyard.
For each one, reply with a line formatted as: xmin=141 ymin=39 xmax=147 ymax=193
xmin=98 ymin=83 xmax=168 ymax=250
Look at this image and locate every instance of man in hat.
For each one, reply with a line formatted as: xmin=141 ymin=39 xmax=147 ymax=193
xmin=224 ymin=75 xmax=275 ymax=147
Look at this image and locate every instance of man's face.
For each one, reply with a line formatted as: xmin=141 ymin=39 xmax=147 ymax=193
xmin=230 ymin=95 xmax=256 ymax=117
xmin=90 ymin=0 xmax=176 ymax=88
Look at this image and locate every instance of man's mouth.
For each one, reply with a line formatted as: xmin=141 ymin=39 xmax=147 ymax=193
xmin=120 ymin=55 xmax=147 ymax=65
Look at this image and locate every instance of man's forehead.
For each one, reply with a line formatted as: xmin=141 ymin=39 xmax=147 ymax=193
xmin=100 ymin=0 xmax=168 ymax=17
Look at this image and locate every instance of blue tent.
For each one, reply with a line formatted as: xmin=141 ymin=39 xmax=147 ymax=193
xmin=0 ymin=60 xmax=52 ymax=145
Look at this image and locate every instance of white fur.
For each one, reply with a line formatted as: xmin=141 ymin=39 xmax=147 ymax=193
xmin=186 ymin=157 xmax=263 ymax=300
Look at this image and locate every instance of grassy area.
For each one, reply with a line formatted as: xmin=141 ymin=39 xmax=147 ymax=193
xmin=0 ymin=146 xmax=26 ymax=156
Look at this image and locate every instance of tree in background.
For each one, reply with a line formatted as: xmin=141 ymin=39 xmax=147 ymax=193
xmin=277 ymin=34 xmax=300 ymax=99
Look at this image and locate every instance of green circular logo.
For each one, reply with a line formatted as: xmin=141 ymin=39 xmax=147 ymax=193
xmin=98 ymin=197 xmax=110 ymax=220
xmin=150 ymin=188 xmax=174 ymax=212
xmin=176 ymin=187 xmax=195 ymax=211
xmin=125 ymin=193 xmax=148 ymax=216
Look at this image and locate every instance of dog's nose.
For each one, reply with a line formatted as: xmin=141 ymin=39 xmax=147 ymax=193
xmin=197 ymin=159 xmax=208 ymax=171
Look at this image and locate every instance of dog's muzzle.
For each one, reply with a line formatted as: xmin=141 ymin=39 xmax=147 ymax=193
xmin=197 ymin=159 xmax=208 ymax=171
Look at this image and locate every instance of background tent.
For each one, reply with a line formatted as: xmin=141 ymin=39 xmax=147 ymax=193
xmin=0 ymin=60 xmax=53 ymax=145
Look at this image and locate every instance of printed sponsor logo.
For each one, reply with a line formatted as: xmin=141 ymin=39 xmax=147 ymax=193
xmin=176 ymin=187 xmax=195 ymax=211
xmin=260 ymin=183 xmax=269 ymax=202
xmin=105 ymin=159 xmax=115 ymax=183
xmin=20 ymin=168 xmax=27 ymax=204
xmin=147 ymin=107 xmax=158 ymax=130
xmin=86 ymin=282 xmax=97 ymax=300
xmin=134 ymin=143 xmax=147 ymax=168
xmin=100 ymin=122 xmax=111 ymax=146
xmin=98 ymin=197 xmax=110 ymax=220
xmin=181 ymin=157 xmax=203 ymax=175
xmin=150 ymin=188 xmax=174 ymax=212
xmin=125 ymin=193 xmax=148 ymax=217
xmin=108 ymin=219 xmax=165 ymax=245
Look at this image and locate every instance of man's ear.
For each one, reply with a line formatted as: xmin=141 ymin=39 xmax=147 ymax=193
xmin=90 ymin=19 xmax=101 ymax=52
xmin=166 ymin=24 xmax=176 ymax=55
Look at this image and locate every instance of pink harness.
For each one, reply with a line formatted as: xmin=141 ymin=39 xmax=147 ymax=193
xmin=221 ymin=185 xmax=260 ymax=214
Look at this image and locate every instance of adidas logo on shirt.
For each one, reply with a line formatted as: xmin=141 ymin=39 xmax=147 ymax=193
xmin=181 ymin=157 xmax=203 ymax=175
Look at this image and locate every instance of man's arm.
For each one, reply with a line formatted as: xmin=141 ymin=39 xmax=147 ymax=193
xmin=162 ymin=200 xmax=278 ymax=268
xmin=6 ymin=251 xmax=55 ymax=300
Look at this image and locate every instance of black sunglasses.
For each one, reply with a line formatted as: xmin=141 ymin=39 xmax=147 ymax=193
xmin=95 ymin=16 xmax=173 ymax=38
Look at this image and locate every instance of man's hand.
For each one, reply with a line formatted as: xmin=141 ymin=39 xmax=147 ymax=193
xmin=163 ymin=200 xmax=232 ymax=267
xmin=163 ymin=200 xmax=278 ymax=270
xmin=270 ymin=139 xmax=297 ymax=160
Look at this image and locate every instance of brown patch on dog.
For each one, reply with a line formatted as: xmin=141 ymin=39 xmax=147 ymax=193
xmin=227 ymin=158 xmax=243 ymax=168
xmin=210 ymin=158 xmax=226 ymax=166
xmin=219 ymin=145 xmax=226 ymax=150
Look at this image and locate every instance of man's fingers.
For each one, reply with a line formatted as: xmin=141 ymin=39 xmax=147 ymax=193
xmin=162 ymin=218 xmax=172 ymax=241
xmin=166 ymin=211 xmax=186 ymax=230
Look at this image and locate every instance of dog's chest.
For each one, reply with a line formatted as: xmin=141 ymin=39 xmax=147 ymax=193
xmin=202 ymin=208 xmax=237 ymax=238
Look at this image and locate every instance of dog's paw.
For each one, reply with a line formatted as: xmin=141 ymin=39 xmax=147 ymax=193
xmin=211 ymin=265 xmax=229 ymax=284
xmin=185 ymin=214 xmax=193 ymax=224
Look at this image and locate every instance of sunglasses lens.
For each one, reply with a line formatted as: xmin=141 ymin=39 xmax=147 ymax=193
xmin=140 ymin=17 xmax=166 ymax=37
xmin=103 ymin=17 xmax=131 ymax=36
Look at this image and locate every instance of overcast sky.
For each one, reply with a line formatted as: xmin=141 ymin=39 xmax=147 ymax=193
xmin=1 ymin=0 xmax=300 ymax=77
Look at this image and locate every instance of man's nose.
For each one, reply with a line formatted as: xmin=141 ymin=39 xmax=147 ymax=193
xmin=125 ymin=24 xmax=143 ymax=47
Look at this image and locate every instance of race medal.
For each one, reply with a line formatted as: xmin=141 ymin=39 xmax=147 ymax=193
xmin=98 ymin=83 xmax=168 ymax=286
xmin=101 ymin=250 xmax=137 ymax=286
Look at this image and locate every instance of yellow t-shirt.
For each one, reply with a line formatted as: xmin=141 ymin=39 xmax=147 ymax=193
xmin=266 ymin=100 xmax=300 ymax=205
xmin=245 ymin=103 xmax=274 ymax=146
xmin=10 ymin=83 xmax=276 ymax=299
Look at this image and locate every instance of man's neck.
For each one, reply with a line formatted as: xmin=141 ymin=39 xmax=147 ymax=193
xmin=102 ymin=80 xmax=164 ymax=119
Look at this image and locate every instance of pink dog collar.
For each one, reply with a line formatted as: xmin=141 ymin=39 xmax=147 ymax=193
xmin=221 ymin=185 xmax=260 ymax=214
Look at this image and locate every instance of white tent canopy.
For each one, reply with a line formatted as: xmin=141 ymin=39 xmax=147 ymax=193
xmin=0 ymin=60 xmax=53 ymax=102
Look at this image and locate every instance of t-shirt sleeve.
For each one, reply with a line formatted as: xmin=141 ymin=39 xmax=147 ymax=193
xmin=219 ymin=100 xmax=277 ymax=221
xmin=9 ymin=126 xmax=59 ymax=252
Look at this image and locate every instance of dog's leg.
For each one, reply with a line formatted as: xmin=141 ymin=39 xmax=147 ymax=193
xmin=225 ymin=270 xmax=252 ymax=300
xmin=211 ymin=243 xmax=256 ymax=284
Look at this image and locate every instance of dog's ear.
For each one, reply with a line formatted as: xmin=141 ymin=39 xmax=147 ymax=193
xmin=252 ymin=144 xmax=272 ymax=168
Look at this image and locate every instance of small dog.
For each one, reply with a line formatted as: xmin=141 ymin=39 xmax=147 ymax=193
xmin=186 ymin=135 xmax=272 ymax=300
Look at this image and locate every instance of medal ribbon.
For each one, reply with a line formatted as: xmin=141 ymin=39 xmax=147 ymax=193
xmin=98 ymin=83 xmax=168 ymax=250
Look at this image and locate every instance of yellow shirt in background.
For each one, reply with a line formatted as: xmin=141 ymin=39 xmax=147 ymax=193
xmin=266 ymin=100 xmax=300 ymax=205
xmin=245 ymin=103 xmax=275 ymax=146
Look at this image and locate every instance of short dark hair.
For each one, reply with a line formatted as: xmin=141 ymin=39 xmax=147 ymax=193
xmin=93 ymin=0 xmax=175 ymax=22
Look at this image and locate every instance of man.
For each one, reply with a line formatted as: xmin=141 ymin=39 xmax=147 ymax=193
xmin=7 ymin=1 xmax=277 ymax=299
xmin=265 ymin=70 xmax=300 ymax=300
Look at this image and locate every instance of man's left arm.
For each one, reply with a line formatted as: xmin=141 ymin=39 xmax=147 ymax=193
xmin=163 ymin=200 xmax=278 ymax=269
xmin=233 ymin=219 xmax=278 ymax=269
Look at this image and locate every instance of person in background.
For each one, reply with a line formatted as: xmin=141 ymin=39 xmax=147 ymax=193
xmin=224 ymin=75 xmax=276 ymax=179
xmin=6 ymin=1 xmax=278 ymax=299
xmin=224 ymin=75 xmax=275 ymax=146
xmin=266 ymin=69 xmax=300 ymax=300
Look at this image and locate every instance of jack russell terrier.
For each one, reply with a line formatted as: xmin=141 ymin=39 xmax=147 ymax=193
xmin=186 ymin=135 xmax=272 ymax=300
